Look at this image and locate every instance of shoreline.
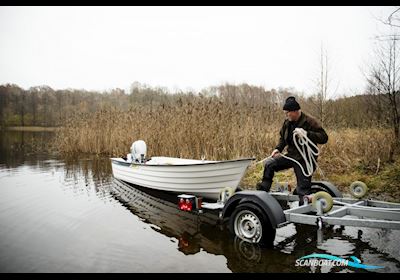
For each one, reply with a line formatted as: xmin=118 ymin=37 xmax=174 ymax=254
xmin=3 ymin=126 xmax=59 ymax=132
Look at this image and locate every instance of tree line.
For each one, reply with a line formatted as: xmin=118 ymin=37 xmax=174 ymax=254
xmin=0 ymin=81 xmax=396 ymax=131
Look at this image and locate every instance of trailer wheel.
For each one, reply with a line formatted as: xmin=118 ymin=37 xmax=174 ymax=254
xmin=349 ymin=181 xmax=368 ymax=198
xmin=229 ymin=202 xmax=275 ymax=246
xmin=312 ymin=191 xmax=334 ymax=213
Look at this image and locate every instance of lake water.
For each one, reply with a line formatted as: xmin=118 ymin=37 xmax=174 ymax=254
xmin=0 ymin=130 xmax=399 ymax=273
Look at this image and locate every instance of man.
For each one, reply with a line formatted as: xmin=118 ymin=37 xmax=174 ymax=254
xmin=256 ymin=96 xmax=328 ymax=204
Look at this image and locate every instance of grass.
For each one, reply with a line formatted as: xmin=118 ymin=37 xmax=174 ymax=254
xmin=53 ymin=100 xmax=400 ymax=201
xmin=328 ymin=158 xmax=400 ymax=202
xmin=242 ymin=155 xmax=400 ymax=202
xmin=54 ymin=101 xmax=282 ymax=159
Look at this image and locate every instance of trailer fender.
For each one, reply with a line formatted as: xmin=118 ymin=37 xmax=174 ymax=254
xmin=293 ymin=181 xmax=343 ymax=198
xmin=221 ymin=191 xmax=286 ymax=228
xmin=311 ymin=181 xmax=343 ymax=198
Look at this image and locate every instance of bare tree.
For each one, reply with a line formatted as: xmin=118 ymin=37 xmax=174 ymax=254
xmin=364 ymin=84 xmax=389 ymax=125
xmin=310 ymin=44 xmax=333 ymax=125
xmin=379 ymin=7 xmax=400 ymax=28
xmin=367 ymin=35 xmax=400 ymax=159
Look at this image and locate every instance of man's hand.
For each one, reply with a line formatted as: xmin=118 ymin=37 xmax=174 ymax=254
xmin=294 ymin=127 xmax=307 ymax=138
xmin=271 ymin=149 xmax=280 ymax=158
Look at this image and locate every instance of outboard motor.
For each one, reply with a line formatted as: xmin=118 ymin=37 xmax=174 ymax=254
xmin=130 ymin=140 xmax=147 ymax=163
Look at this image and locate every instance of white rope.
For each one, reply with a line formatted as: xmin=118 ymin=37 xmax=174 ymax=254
xmin=256 ymin=129 xmax=323 ymax=178
xmin=281 ymin=130 xmax=320 ymax=177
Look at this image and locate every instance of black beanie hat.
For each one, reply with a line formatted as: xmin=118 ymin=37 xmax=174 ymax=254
xmin=283 ymin=96 xmax=300 ymax=111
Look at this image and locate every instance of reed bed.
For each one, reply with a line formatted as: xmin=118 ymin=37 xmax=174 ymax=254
xmin=54 ymin=99 xmax=396 ymax=178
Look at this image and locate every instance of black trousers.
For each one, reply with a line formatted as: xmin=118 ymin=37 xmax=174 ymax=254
xmin=261 ymin=155 xmax=314 ymax=200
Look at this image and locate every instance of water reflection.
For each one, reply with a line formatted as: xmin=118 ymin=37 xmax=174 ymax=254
xmin=61 ymin=156 xmax=113 ymax=200
xmin=0 ymin=130 xmax=114 ymax=202
xmin=0 ymin=130 xmax=57 ymax=168
xmin=1 ymin=130 xmax=399 ymax=272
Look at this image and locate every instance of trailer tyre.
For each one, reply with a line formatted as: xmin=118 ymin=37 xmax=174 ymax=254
xmin=349 ymin=181 xmax=368 ymax=198
xmin=229 ymin=202 xmax=275 ymax=246
xmin=312 ymin=191 xmax=334 ymax=213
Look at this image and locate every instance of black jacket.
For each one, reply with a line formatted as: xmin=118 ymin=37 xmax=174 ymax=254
xmin=275 ymin=112 xmax=328 ymax=162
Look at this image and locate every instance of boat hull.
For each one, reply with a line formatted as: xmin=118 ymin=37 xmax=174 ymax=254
xmin=110 ymin=157 xmax=254 ymax=200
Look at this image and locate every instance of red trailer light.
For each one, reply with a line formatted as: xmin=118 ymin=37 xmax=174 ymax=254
xmin=178 ymin=199 xmax=193 ymax=211
xmin=178 ymin=195 xmax=196 ymax=212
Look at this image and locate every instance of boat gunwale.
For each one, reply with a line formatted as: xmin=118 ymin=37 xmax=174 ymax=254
xmin=110 ymin=157 xmax=256 ymax=167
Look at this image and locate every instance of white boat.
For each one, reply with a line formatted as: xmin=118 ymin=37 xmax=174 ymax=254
xmin=110 ymin=156 xmax=255 ymax=201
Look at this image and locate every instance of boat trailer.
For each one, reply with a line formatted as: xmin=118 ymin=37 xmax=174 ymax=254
xmin=177 ymin=181 xmax=400 ymax=245
xmin=276 ymin=193 xmax=400 ymax=230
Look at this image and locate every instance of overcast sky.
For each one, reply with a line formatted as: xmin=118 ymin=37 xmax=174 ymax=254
xmin=0 ymin=6 xmax=396 ymax=97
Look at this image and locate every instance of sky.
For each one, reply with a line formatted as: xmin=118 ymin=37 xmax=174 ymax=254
xmin=0 ymin=6 xmax=397 ymax=97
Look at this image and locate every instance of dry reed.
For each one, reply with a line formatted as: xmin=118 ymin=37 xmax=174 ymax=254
xmin=54 ymin=99 xmax=396 ymax=178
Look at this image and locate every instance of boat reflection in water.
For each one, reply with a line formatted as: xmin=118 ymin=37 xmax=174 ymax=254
xmin=111 ymin=178 xmax=282 ymax=272
xmin=110 ymin=178 xmax=400 ymax=273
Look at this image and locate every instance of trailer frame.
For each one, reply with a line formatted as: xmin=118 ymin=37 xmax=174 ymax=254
xmin=274 ymin=195 xmax=400 ymax=230
xmin=198 ymin=188 xmax=400 ymax=244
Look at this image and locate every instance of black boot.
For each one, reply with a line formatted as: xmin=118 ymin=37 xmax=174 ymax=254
xmin=256 ymin=181 xmax=271 ymax=192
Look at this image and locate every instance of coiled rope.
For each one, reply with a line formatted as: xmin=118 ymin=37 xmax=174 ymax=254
xmin=256 ymin=129 xmax=324 ymax=178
